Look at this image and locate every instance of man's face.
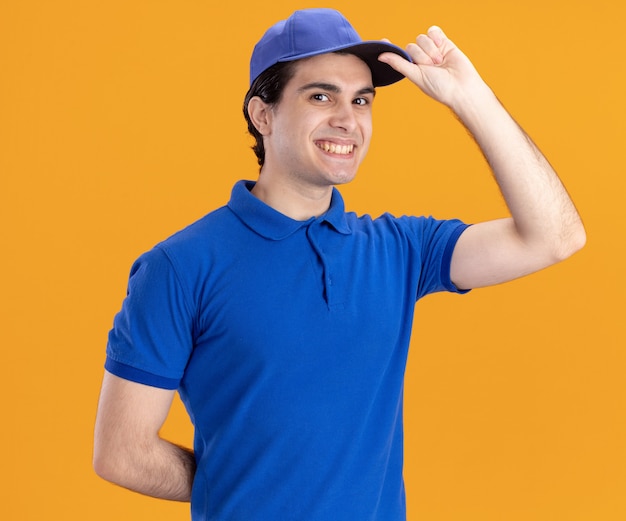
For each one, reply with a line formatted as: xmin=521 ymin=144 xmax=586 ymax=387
xmin=262 ymin=52 xmax=374 ymax=189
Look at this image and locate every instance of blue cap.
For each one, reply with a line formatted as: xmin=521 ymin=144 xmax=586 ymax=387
xmin=249 ymin=8 xmax=411 ymax=87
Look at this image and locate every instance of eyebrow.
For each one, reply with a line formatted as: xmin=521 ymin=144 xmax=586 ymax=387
xmin=297 ymin=82 xmax=376 ymax=97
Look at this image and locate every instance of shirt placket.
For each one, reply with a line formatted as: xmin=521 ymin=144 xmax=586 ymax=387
xmin=305 ymin=222 xmax=336 ymax=308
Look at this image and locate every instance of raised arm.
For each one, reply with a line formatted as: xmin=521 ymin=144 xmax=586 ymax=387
xmin=93 ymin=371 xmax=196 ymax=501
xmin=379 ymin=27 xmax=586 ymax=289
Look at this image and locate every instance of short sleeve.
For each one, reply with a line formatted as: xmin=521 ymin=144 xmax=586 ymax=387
xmin=105 ymin=246 xmax=194 ymax=390
xmin=395 ymin=215 xmax=470 ymax=300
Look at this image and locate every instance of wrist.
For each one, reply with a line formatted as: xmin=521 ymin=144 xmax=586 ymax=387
xmin=449 ymin=80 xmax=502 ymax=131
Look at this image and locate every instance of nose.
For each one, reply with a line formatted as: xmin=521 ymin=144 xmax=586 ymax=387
xmin=328 ymin=100 xmax=357 ymax=132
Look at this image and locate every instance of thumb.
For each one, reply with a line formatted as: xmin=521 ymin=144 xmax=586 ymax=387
xmin=378 ymin=52 xmax=413 ymax=78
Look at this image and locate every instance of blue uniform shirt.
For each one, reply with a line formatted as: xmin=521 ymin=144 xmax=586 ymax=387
xmin=106 ymin=180 xmax=469 ymax=520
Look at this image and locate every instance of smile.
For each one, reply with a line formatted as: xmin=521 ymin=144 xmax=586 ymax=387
xmin=315 ymin=141 xmax=354 ymax=155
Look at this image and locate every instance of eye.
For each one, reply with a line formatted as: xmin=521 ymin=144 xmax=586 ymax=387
xmin=311 ymin=93 xmax=330 ymax=102
xmin=353 ymin=97 xmax=370 ymax=106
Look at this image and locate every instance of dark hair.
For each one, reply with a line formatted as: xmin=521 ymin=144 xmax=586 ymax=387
xmin=243 ymin=61 xmax=298 ymax=168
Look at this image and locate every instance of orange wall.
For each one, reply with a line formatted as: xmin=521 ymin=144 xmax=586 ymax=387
xmin=2 ymin=1 xmax=624 ymax=519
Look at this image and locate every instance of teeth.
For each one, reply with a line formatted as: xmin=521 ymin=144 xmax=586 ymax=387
xmin=318 ymin=142 xmax=353 ymax=155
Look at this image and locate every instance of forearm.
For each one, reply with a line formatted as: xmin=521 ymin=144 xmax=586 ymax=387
xmin=451 ymin=81 xmax=586 ymax=260
xmin=94 ymin=435 xmax=196 ymax=501
xmin=93 ymin=373 xmax=196 ymax=502
xmin=121 ymin=439 xmax=196 ymax=502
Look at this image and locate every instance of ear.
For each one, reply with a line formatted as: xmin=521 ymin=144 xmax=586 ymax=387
xmin=247 ymin=96 xmax=273 ymax=135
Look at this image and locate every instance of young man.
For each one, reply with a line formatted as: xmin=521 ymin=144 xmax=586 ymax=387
xmin=93 ymin=8 xmax=585 ymax=520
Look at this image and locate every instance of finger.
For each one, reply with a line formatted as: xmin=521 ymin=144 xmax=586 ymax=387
xmin=377 ymin=51 xmax=414 ymax=77
xmin=427 ymin=26 xmax=446 ymax=47
xmin=416 ymin=34 xmax=444 ymax=64
xmin=427 ymin=26 xmax=458 ymax=55
xmin=404 ymin=41 xmax=441 ymax=67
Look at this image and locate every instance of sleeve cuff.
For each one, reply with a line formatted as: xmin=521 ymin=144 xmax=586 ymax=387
xmin=442 ymin=223 xmax=472 ymax=294
xmin=104 ymin=358 xmax=180 ymax=390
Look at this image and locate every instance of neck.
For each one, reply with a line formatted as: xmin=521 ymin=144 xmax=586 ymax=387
xmin=251 ymin=170 xmax=333 ymax=221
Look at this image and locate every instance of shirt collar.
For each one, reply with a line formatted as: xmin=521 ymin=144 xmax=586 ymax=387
xmin=227 ymin=180 xmax=352 ymax=240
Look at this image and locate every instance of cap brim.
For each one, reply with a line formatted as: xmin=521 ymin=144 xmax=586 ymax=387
xmin=277 ymin=40 xmax=411 ymax=87
xmin=339 ymin=41 xmax=411 ymax=87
